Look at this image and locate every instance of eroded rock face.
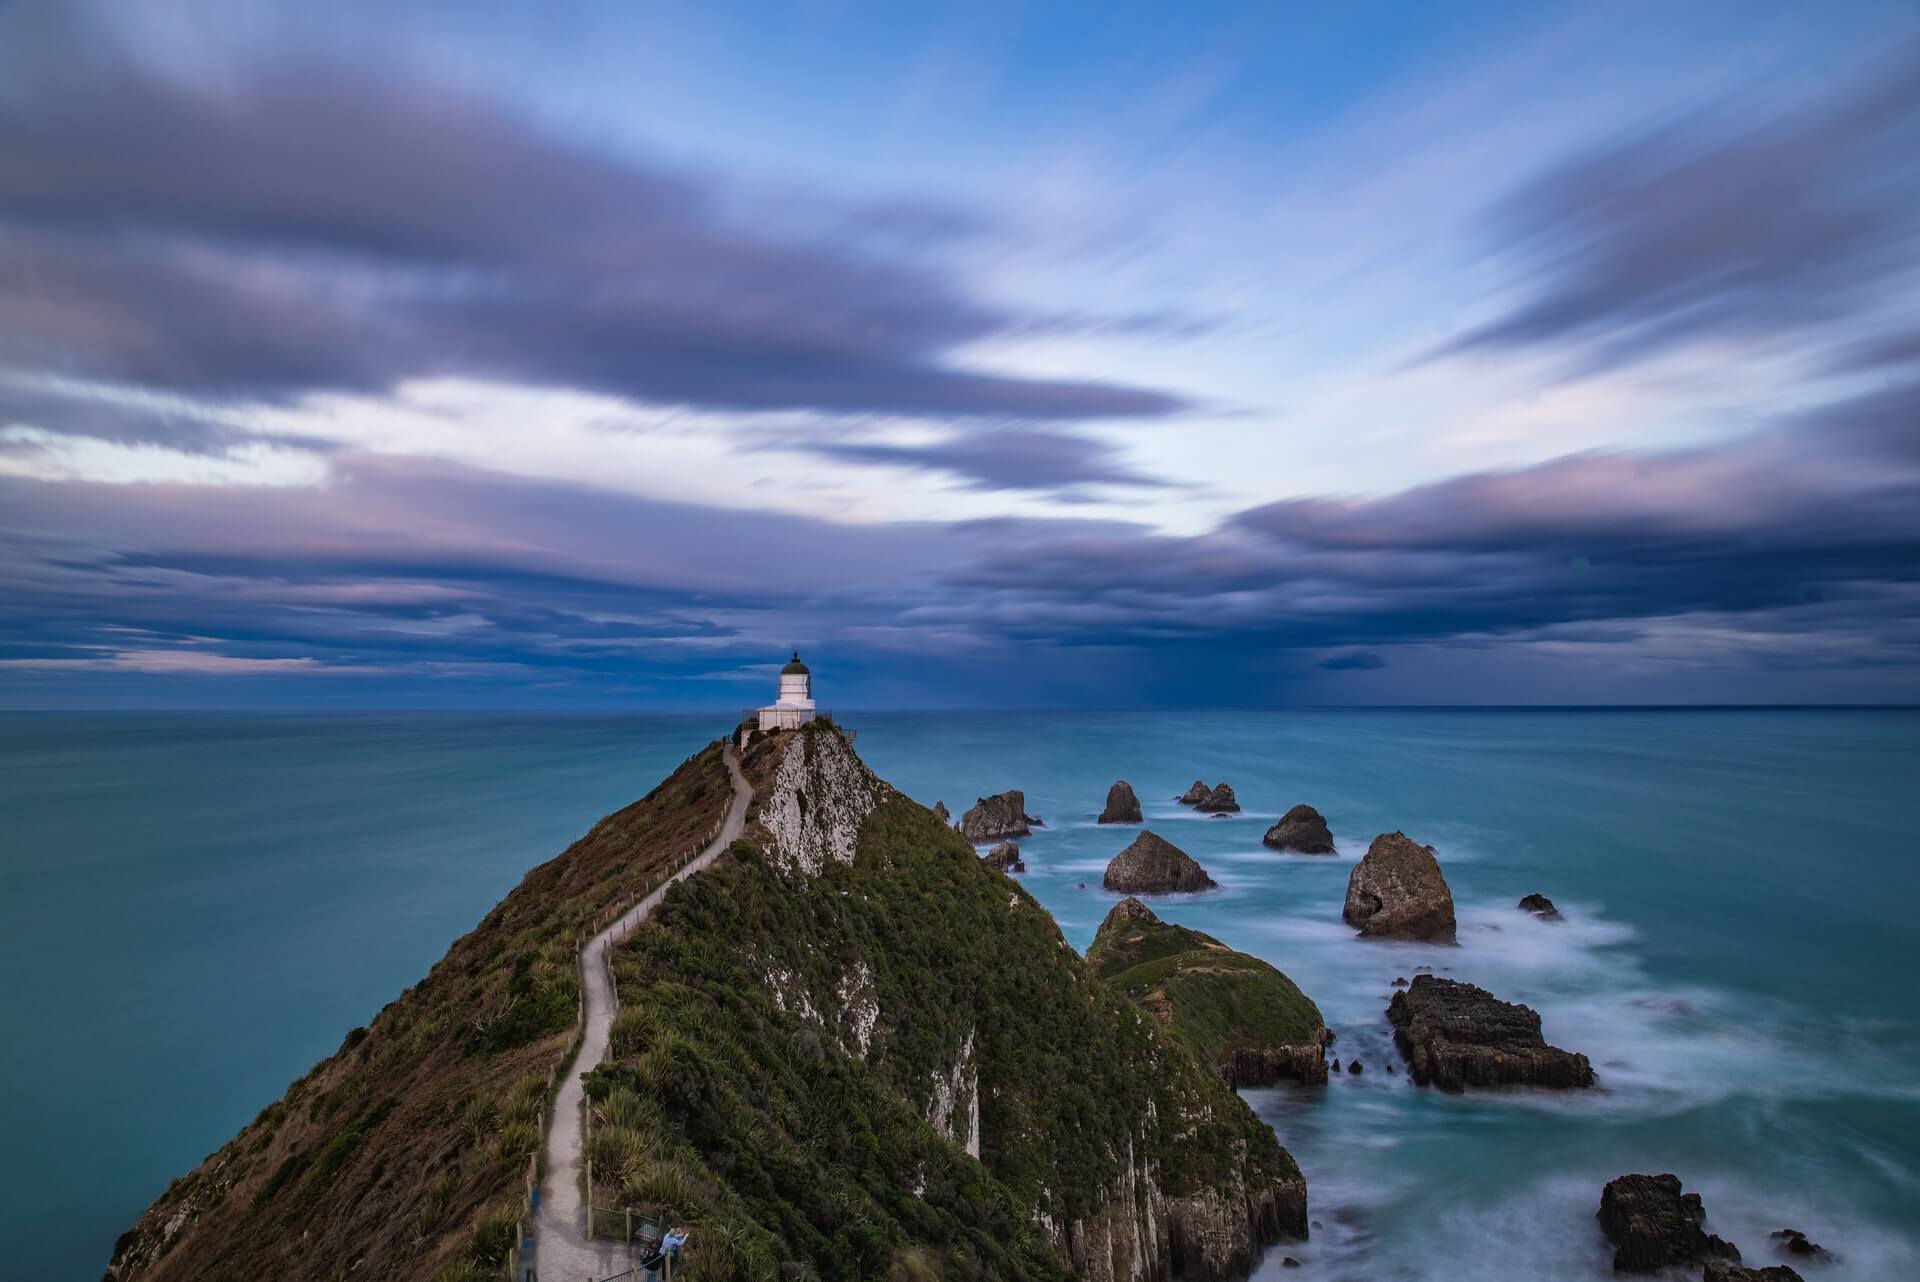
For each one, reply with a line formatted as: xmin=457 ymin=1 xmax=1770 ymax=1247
xmin=958 ymin=790 xmax=1038 ymax=842
xmin=1263 ymin=805 xmax=1334 ymax=854
xmin=1178 ymin=779 xmax=1210 ymax=804
xmin=1342 ymin=832 xmax=1457 ymax=942
xmin=1195 ymin=782 xmax=1241 ymax=813
xmin=1388 ymin=975 xmax=1593 ymax=1090
xmin=760 ymin=727 xmax=894 ymax=876
xmin=1704 ymin=1264 xmax=1805 ymax=1282
xmin=1518 ymin=892 xmax=1561 ymax=920
xmin=983 ymin=840 xmax=1024 ymax=872
xmin=1598 ymin=1174 xmax=1741 ymax=1273
xmin=1104 ymin=831 xmax=1217 ymax=893
xmin=932 ymin=800 xmax=949 ymax=824
xmin=1099 ymin=780 xmax=1144 ymax=824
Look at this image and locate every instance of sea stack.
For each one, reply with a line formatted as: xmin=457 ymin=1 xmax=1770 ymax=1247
xmin=1342 ymin=831 xmax=1457 ymax=942
xmin=1194 ymin=782 xmax=1240 ymax=813
xmin=1099 ymin=780 xmax=1143 ymax=824
xmin=1177 ymin=779 xmax=1209 ymax=804
xmin=1263 ymin=804 xmax=1334 ymax=854
xmin=1103 ymin=831 xmax=1216 ymax=893
xmin=1388 ymin=976 xmax=1593 ymax=1089
xmin=983 ymin=840 xmax=1024 ymax=873
xmin=1598 ymin=1174 xmax=1742 ymax=1273
xmin=932 ymin=800 xmax=950 ymax=825
xmin=1517 ymin=892 xmax=1561 ymax=920
xmin=957 ymin=790 xmax=1038 ymax=842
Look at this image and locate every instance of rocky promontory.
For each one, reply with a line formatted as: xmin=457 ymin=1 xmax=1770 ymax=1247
xmin=1342 ymin=831 xmax=1457 ymax=942
xmin=957 ymin=789 xmax=1039 ymax=842
xmin=1598 ymin=1173 xmax=1742 ymax=1273
xmin=1262 ymin=804 xmax=1334 ymax=854
xmin=932 ymin=800 xmax=949 ymax=824
xmin=1088 ymin=897 xmax=1328 ymax=1086
xmin=1387 ymin=975 xmax=1593 ymax=1089
xmin=1099 ymin=779 xmax=1143 ymax=824
xmin=1194 ymin=782 xmax=1241 ymax=813
xmin=1104 ymin=831 xmax=1217 ymax=893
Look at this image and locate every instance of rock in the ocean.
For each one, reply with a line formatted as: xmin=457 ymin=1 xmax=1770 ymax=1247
xmin=1704 ymin=1264 xmax=1804 ymax=1282
xmin=1770 ymin=1229 xmax=1830 ymax=1261
xmin=1194 ymin=782 xmax=1241 ymax=813
xmin=1388 ymin=975 xmax=1593 ymax=1090
xmin=1103 ymin=831 xmax=1217 ymax=894
xmin=1391 ymin=976 xmax=1409 ymax=987
xmin=932 ymin=800 xmax=949 ymax=825
xmin=1518 ymin=892 xmax=1562 ymax=920
xmin=1089 ymin=897 xmax=1328 ymax=1086
xmin=1329 ymin=1057 xmax=1340 ymax=1072
xmin=983 ymin=840 xmax=1024 ymax=873
xmin=1099 ymin=780 xmax=1144 ymax=824
xmin=957 ymin=790 xmax=1038 ymax=842
xmin=1177 ymin=779 xmax=1210 ymax=804
xmin=1347 ymin=1059 xmax=1363 ymax=1075
xmin=1598 ymin=1173 xmax=1741 ymax=1273
xmin=1262 ymin=804 xmax=1334 ymax=853
xmin=1342 ymin=832 xmax=1457 ymax=942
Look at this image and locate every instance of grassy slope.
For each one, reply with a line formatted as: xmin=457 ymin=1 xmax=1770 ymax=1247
xmin=106 ymin=742 xmax=733 ymax=1282
xmin=590 ymin=733 xmax=1298 ymax=1281
xmin=1086 ymin=901 xmax=1324 ymax=1078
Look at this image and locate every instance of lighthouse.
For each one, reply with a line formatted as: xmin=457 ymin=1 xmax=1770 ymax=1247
xmin=756 ymin=652 xmax=817 ymax=731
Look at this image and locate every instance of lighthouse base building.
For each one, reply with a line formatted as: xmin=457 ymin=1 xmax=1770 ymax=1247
xmin=756 ymin=652 xmax=816 ymax=731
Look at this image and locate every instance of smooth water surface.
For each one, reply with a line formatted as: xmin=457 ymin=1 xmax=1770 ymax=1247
xmin=3 ymin=709 xmax=1916 ymax=1278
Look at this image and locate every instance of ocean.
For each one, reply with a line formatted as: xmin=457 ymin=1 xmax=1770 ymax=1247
xmin=3 ymin=709 xmax=1916 ymax=1279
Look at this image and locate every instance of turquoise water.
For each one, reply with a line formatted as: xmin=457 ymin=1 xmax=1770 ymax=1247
xmin=3 ymin=710 xmax=1917 ymax=1278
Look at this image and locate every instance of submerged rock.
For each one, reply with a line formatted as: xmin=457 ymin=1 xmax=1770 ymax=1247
xmin=957 ymin=790 xmax=1039 ymax=842
xmin=1177 ymin=779 xmax=1210 ymax=804
xmin=1705 ymin=1265 xmax=1805 ymax=1282
xmin=1103 ymin=831 xmax=1217 ymax=894
xmin=1598 ymin=1173 xmax=1741 ymax=1273
xmin=983 ymin=841 xmax=1024 ymax=873
xmin=932 ymin=800 xmax=949 ymax=825
xmin=1518 ymin=892 xmax=1562 ymax=920
xmin=1089 ymin=897 xmax=1328 ymax=1086
xmin=1388 ymin=975 xmax=1593 ymax=1090
xmin=1099 ymin=780 xmax=1144 ymax=824
xmin=1262 ymin=804 xmax=1334 ymax=854
xmin=1194 ymin=782 xmax=1241 ymax=813
xmin=1342 ymin=832 xmax=1457 ymax=943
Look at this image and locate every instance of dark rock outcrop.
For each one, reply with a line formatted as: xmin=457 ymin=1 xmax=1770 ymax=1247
xmin=1770 ymin=1229 xmax=1830 ymax=1261
xmin=1598 ymin=1174 xmax=1741 ymax=1273
xmin=1518 ymin=892 xmax=1561 ymax=920
xmin=983 ymin=841 xmax=1024 ymax=873
xmin=1262 ymin=804 xmax=1334 ymax=854
xmin=1705 ymin=1264 xmax=1805 ymax=1282
xmin=1342 ymin=832 xmax=1457 ymax=942
xmin=958 ymin=790 xmax=1039 ymax=842
xmin=1194 ymin=782 xmax=1241 ymax=813
xmin=1346 ymin=1059 xmax=1363 ymax=1075
xmin=1177 ymin=779 xmax=1210 ymax=804
xmin=1103 ymin=831 xmax=1216 ymax=894
xmin=1388 ymin=975 xmax=1593 ymax=1090
xmin=1099 ymin=780 xmax=1143 ymax=824
xmin=932 ymin=800 xmax=949 ymax=824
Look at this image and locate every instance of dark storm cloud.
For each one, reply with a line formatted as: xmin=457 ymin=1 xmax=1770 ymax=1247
xmin=0 ymin=19 xmax=1182 ymax=420
xmin=1320 ymin=651 xmax=1385 ymax=670
xmin=786 ymin=426 xmax=1175 ymax=492
xmin=1429 ymin=45 xmax=1920 ymax=372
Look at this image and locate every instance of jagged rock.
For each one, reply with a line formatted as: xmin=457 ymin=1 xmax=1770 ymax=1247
xmin=1598 ymin=1174 xmax=1741 ymax=1273
xmin=1177 ymin=779 xmax=1210 ymax=804
xmin=932 ymin=800 xmax=949 ymax=824
xmin=1518 ymin=892 xmax=1561 ymax=920
xmin=1282 ymin=1259 xmax=1300 ymax=1268
xmin=1091 ymin=897 xmax=1328 ymax=1088
xmin=1347 ymin=1059 xmax=1363 ymax=1075
xmin=1099 ymin=780 xmax=1143 ymax=824
xmin=1705 ymin=1264 xmax=1805 ymax=1282
xmin=1342 ymin=832 xmax=1457 ymax=942
xmin=983 ymin=841 xmax=1024 ymax=873
xmin=958 ymin=790 xmax=1038 ymax=842
xmin=1391 ymin=976 xmax=1408 ymax=987
xmin=1103 ymin=831 xmax=1216 ymax=894
xmin=1770 ymin=1229 xmax=1831 ymax=1261
xmin=1329 ymin=1057 xmax=1341 ymax=1072
xmin=1388 ymin=975 xmax=1593 ymax=1090
xmin=1262 ymin=804 xmax=1334 ymax=853
xmin=1194 ymin=782 xmax=1241 ymax=813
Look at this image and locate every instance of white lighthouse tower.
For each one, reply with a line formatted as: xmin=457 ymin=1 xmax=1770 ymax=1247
xmin=756 ymin=652 xmax=816 ymax=731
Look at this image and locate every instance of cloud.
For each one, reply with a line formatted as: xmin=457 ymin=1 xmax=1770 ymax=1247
xmin=1427 ymin=43 xmax=1920 ymax=373
xmin=783 ymin=426 xmax=1176 ymax=493
xmin=1320 ymin=651 xmax=1385 ymax=670
xmin=0 ymin=12 xmax=1184 ymax=422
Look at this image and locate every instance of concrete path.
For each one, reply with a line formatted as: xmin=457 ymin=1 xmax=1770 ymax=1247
xmin=532 ymin=745 xmax=751 ymax=1282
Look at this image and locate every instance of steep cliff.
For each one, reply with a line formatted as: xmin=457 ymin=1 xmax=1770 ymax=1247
xmin=595 ymin=723 xmax=1307 ymax=1280
xmin=104 ymin=743 xmax=736 ymax=1282
xmin=1087 ymin=898 xmax=1328 ymax=1087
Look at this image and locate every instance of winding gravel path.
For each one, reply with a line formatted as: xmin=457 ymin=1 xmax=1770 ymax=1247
xmin=532 ymin=744 xmax=751 ymax=1281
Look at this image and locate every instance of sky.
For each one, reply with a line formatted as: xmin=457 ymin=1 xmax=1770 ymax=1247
xmin=2 ymin=0 xmax=1918 ymax=709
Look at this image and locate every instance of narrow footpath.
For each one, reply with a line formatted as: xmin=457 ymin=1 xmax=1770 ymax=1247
xmin=532 ymin=744 xmax=752 ymax=1281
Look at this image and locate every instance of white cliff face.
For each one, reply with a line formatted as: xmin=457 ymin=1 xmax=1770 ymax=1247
xmin=925 ymin=1031 xmax=980 ymax=1159
xmin=759 ymin=730 xmax=892 ymax=877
